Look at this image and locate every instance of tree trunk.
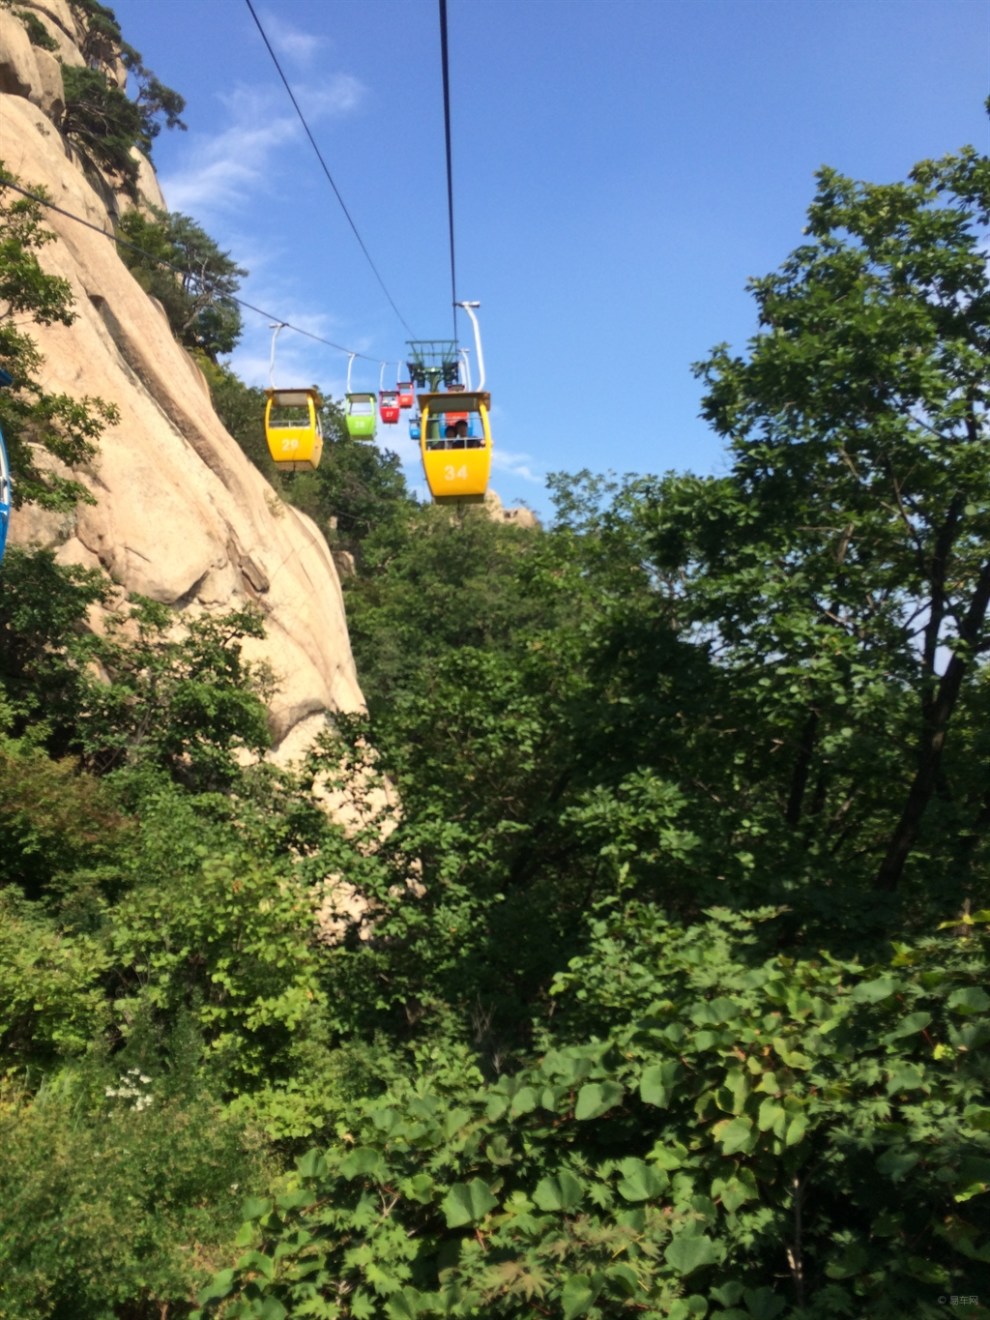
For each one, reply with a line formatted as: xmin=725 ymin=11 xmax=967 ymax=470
xmin=875 ymin=558 xmax=990 ymax=891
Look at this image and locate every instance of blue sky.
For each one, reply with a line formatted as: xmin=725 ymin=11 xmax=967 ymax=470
xmin=110 ymin=0 xmax=989 ymax=518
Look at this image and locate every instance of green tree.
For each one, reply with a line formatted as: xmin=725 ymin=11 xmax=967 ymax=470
xmin=657 ymin=144 xmax=990 ymax=902
xmin=116 ymin=206 xmax=244 ymax=358
xmin=0 ymin=173 xmax=117 ymax=512
xmin=60 ymin=2 xmax=186 ymax=195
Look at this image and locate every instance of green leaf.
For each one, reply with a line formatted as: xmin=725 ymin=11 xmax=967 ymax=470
xmin=963 ymin=1106 xmax=990 ymax=1132
xmin=198 ymin=1269 xmax=235 ymax=1305
xmin=340 ymin=1147 xmax=384 ymax=1179
xmin=510 ymin=1085 xmax=538 ymax=1117
xmin=882 ymin=1010 xmax=932 ymax=1041
xmin=711 ymin=1281 xmax=744 ymax=1306
xmin=561 ymin=1273 xmax=601 ymax=1319
xmin=826 ymin=1242 xmax=869 ymax=1279
xmin=402 ymin=1173 xmax=436 ymax=1203
xmin=296 ymin=1149 xmax=327 ymax=1179
xmin=605 ymin=1262 xmax=639 ymax=1296
xmin=443 ymin=1106 xmax=473 ymax=1138
xmin=743 ymin=1285 xmax=787 ymax=1318
xmin=665 ymin=1233 xmax=717 ymax=1275
xmin=714 ymin=1115 xmax=756 ymax=1155
xmin=876 ymin=1148 xmax=920 ymax=1180
xmin=640 ymin=1061 xmax=677 ymax=1108
xmin=784 ymin=1113 xmax=808 ymax=1147
xmin=387 ymin=1289 xmax=425 ymax=1319
xmin=885 ymin=1063 xmax=927 ymax=1095
xmin=240 ymin=1196 xmax=273 ymax=1221
xmin=533 ymin=1170 xmax=585 ymax=1212
xmin=616 ymin=1158 xmax=666 ymax=1202
xmin=947 ymin=987 xmax=990 ymax=1015
xmin=668 ymin=1298 xmax=709 ymax=1319
xmin=236 ymin=1249 xmax=274 ymax=1280
xmin=757 ymin=1097 xmax=786 ymax=1135
xmin=712 ymin=1169 xmax=758 ymax=1212
xmin=574 ymin=1080 xmax=625 ymax=1120
xmin=441 ymin=1178 xmax=498 ymax=1228
xmin=851 ymin=977 xmax=897 ymax=1003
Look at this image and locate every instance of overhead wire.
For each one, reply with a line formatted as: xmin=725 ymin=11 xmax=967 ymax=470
xmin=438 ymin=0 xmax=459 ymax=342
xmin=4 ymin=3 xmax=467 ymax=371
xmin=243 ymin=0 xmax=416 ymax=341
xmin=0 ymin=174 xmax=381 ymax=362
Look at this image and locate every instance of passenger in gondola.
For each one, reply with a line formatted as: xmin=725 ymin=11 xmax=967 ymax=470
xmin=459 ymin=419 xmax=483 ymax=449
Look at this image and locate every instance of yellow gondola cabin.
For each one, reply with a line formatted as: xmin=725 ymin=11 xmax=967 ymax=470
xmin=419 ymin=390 xmax=492 ymax=503
xmin=264 ymin=388 xmax=324 ymax=470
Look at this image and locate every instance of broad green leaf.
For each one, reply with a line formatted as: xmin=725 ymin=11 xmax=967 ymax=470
xmin=510 ymin=1085 xmax=538 ymax=1117
xmin=441 ymin=1178 xmax=498 ymax=1228
xmin=743 ymin=1285 xmax=787 ymax=1318
xmin=851 ymin=977 xmax=897 ymax=1003
xmin=665 ymin=1233 xmax=717 ymax=1275
xmin=574 ymin=1080 xmax=625 ymax=1121
xmin=402 ymin=1173 xmax=435 ymax=1203
xmin=561 ymin=1273 xmax=601 ymax=1319
xmin=714 ymin=1115 xmax=756 ymax=1155
xmin=198 ymin=1269 xmax=235 ymax=1305
xmin=486 ymin=1094 xmax=510 ymax=1121
xmin=241 ymin=1196 xmax=273 ymax=1221
xmin=296 ymin=1149 xmax=327 ymax=1179
xmin=876 ymin=1148 xmax=920 ymax=1180
xmin=605 ymin=1262 xmax=639 ymax=1296
xmin=882 ymin=1011 xmax=932 ymax=1041
xmin=616 ymin=1158 xmax=665 ymax=1201
xmin=443 ymin=1106 xmax=473 ymax=1138
xmin=784 ymin=1113 xmax=808 ymax=1147
xmin=640 ymin=1061 xmax=678 ymax=1108
xmin=711 ymin=1281 xmax=744 ymax=1306
xmin=541 ymin=1085 xmax=565 ymax=1111
xmin=533 ymin=1169 xmax=585 ymax=1212
xmin=825 ymin=1243 xmax=869 ymax=1279
xmin=963 ymin=1106 xmax=990 ymax=1132
xmin=340 ymin=1147 xmax=384 ymax=1179
xmin=885 ymin=1063 xmax=927 ymax=1095
xmin=947 ymin=987 xmax=990 ymax=1015
xmin=652 ymin=1141 xmax=689 ymax=1170
xmin=236 ymin=1249 xmax=274 ymax=1280
xmin=757 ymin=1098 xmax=786 ymax=1135
xmin=712 ymin=1169 xmax=758 ymax=1212
xmin=668 ymin=1297 xmax=709 ymax=1318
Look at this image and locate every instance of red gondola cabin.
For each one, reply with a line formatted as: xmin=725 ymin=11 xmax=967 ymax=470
xmin=379 ymin=389 xmax=400 ymax=424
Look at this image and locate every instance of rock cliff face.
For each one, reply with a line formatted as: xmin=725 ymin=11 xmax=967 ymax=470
xmin=0 ymin=1 xmax=364 ymax=759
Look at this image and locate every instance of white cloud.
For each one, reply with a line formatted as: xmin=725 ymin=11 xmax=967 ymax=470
xmin=491 ymin=445 xmax=543 ymax=485
xmin=257 ymin=10 xmax=328 ymax=66
xmin=158 ymin=70 xmax=365 ymax=219
xmin=305 ymin=75 xmax=365 ymax=119
xmin=158 ymin=92 xmax=298 ymax=214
